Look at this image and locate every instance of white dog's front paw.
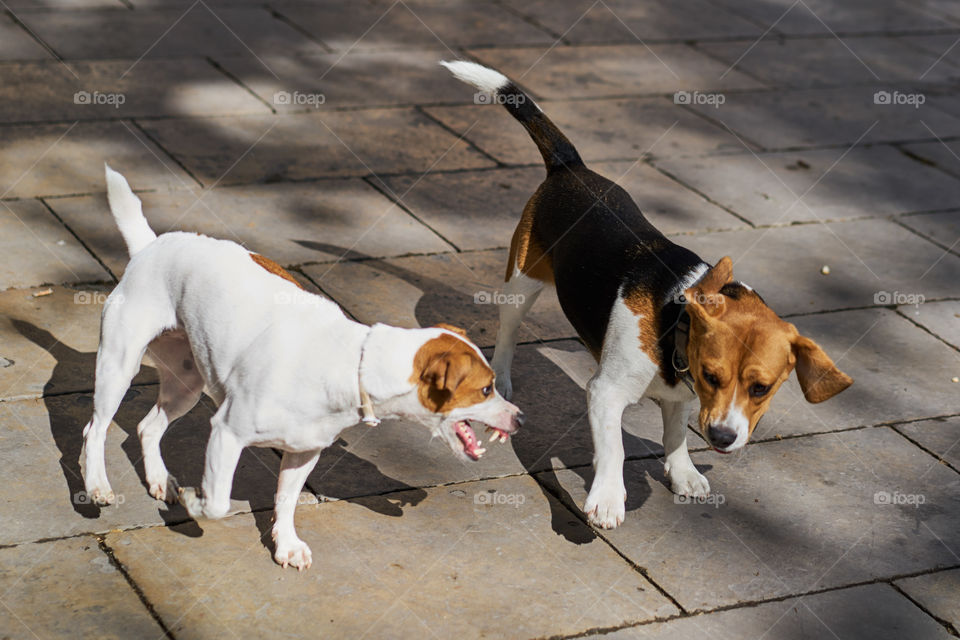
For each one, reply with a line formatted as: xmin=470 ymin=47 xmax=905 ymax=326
xmin=665 ymin=464 xmax=710 ymax=498
xmin=178 ymin=486 xmax=204 ymax=519
xmin=89 ymin=487 xmax=116 ymax=506
xmin=583 ymin=480 xmax=626 ymax=530
xmin=273 ymin=537 xmax=313 ymax=571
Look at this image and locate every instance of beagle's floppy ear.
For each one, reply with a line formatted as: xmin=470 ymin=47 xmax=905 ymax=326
xmin=684 ymin=256 xmax=734 ymax=320
xmin=421 ymin=351 xmax=472 ymax=392
xmin=432 ymin=323 xmax=468 ymax=337
xmin=792 ymin=334 xmax=853 ymax=403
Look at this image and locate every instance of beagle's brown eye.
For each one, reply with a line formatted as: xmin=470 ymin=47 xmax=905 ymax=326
xmin=702 ymin=369 xmax=720 ymax=388
xmin=749 ymin=383 xmax=770 ymax=398
xmin=482 ymin=385 xmax=493 ymax=397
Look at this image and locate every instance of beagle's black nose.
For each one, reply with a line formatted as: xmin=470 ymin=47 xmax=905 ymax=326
xmin=707 ymin=425 xmax=737 ymax=448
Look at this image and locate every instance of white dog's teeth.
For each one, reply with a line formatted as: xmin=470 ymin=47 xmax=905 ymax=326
xmin=500 ymin=434 xmax=508 ymax=443
xmin=489 ymin=432 xmax=498 ymax=442
xmin=476 ymin=447 xmax=486 ymax=456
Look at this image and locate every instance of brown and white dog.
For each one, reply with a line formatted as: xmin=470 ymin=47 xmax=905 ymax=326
xmin=442 ymin=61 xmax=853 ymax=529
xmin=81 ymin=166 xmax=523 ymax=569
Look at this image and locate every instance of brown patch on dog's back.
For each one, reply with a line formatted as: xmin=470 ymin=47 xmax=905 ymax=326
xmin=250 ymin=253 xmax=303 ymax=289
xmin=506 ymin=194 xmax=554 ymax=283
xmin=410 ymin=334 xmax=494 ymax=413
xmin=623 ymin=286 xmax=660 ymax=364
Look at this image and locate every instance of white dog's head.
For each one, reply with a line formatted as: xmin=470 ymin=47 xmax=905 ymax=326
xmin=363 ymin=324 xmax=523 ymax=460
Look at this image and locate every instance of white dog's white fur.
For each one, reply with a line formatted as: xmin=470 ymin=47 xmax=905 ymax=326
xmin=81 ymin=165 xmax=521 ymax=569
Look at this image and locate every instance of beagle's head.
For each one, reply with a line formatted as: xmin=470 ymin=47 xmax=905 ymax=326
xmin=683 ymin=257 xmax=853 ymax=453
xmin=410 ymin=324 xmax=523 ymax=460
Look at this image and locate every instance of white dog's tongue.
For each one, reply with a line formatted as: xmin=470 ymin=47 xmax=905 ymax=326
xmin=455 ymin=421 xmax=485 ymax=460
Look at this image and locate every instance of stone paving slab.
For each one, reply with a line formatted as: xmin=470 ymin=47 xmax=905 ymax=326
xmin=897 ymin=299 xmax=960 ymax=349
xmin=301 ymin=248 xmax=574 ymax=347
xmin=709 ymin=0 xmax=952 ymax=36
xmin=0 ymin=59 xmax=270 ymax=124
xmin=213 ymin=49 xmax=480 ymax=113
xmin=895 ymin=416 xmax=960 ymax=471
xmin=541 ymin=427 xmax=960 ymax=611
xmin=0 ymin=536 xmax=163 ymax=639
xmin=425 ymin=97 xmax=751 ymax=166
xmin=138 ymin=109 xmax=494 ymax=186
xmin=468 ymin=44 xmax=764 ymax=100
xmin=0 ymin=13 xmax=52 ymax=61
xmin=902 ymin=140 xmax=960 ymax=178
xmin=0 ymin=120 xmax=196 ymax=199
xmin=0 ymin=199 xmax=109 ymax=289
xmin=895 ymin=568 xmax=960 ymax=631
xmin=107 ymin=475 xmax=678 ymax=638
xmin=501 ymin=0 xmax=762 ymax=44
xmin=699 ymin=36 xmax=960 ymax=88
xmin=684 ymin=87 xmax=960 ymax=150
xmin=49 ymin=178 xmax=451 ymax=277
xmin=595 ymin=583 xmax=954 ymax=639
xmin=377 ymin=162 xmax=744 ymax=252
xmin=897 ymin=211 xmax=960 ymax=255
xmin=304 ymin=339 xmax=669 ymax=500
xmin=271 ymin=0 xmax=555 ymax=52
xmin=0 ymin=390 xmax=280 ymax=546
xmin=656 ymin=145 xmax=960 ymax=225
xmin=900 ymin=34 xmax=960 ymax=70
xmin=754 ymin=309 xmax=960 ymax=441
xmin=19 ymin=6 xmax=324 ymax=60
xmin=0 ymin=286 xmax=156 ymax=400
xmin=678 ymin=218 xmax=960 ymax=315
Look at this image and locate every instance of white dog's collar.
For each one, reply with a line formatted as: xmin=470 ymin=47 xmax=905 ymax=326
xmin=358 ymin=329 xmax=380 ymax=426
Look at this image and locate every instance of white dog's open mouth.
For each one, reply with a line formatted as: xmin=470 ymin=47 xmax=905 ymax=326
xmin=454 ymin=420 xmax=511 ymax=460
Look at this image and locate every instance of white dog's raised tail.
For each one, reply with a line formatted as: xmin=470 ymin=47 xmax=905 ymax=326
xmin=105 ymin=164 xmax=156 ymax=257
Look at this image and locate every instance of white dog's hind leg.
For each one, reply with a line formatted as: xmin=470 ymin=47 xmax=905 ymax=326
xmin=490 ymin=270 xmax=544 ymax=399
xmin=82 ymin=297 xmax=161 ymax=506
xmin=179 ymin=415 xmax=243 ymax=520
xmin=272 ymin=450 xmax=321 ymax=570
xmin=661 ymin=400 xmax=709 ymax=498
xmin=138 ymin=330 xmax=204 ymax=503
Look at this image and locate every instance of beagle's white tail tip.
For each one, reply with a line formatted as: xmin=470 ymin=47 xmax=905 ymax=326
xmin=104 ymin=163 xmax=156 ymax=257
xmin=440 ymin=60 xmax=509 ymax=95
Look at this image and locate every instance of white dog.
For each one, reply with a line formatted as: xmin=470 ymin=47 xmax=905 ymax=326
xmin=81 ymin=166 xmax=523 ymax=569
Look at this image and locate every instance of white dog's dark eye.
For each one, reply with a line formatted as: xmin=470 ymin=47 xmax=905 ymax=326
xmin=749 ymin=383 xmax=770 ymax=398
xmin=702 ymin=369 xmax=720 ymax=388
xmin=482 ymin=385 xmax=493 ymax=397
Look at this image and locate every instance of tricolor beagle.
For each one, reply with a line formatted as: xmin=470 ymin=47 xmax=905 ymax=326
xmin=442 ymin=61 xmax=853 ymax=529
xmin=81 ymin=166 xmax=522 ymax=569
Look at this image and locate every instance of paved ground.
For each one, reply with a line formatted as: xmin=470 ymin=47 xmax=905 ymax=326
xmin=0 ymin=0 xmax=959 ymax=638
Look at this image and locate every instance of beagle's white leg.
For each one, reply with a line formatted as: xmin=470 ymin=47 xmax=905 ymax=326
xmin=583 ymin=373 xmax=636 ymax=529
xmin=661 ymin=400 xmax=710 ymax=498
xmin=179 ymin=414 xmax=243 ymax=520
xmin=272 ymin=450 xmax=321 ymax=570
xmin=490 ymin=270 xmax=544 ymax=399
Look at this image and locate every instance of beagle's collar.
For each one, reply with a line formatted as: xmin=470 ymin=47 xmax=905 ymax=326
xmin=671 ymin=306 xmax=694 ymax=393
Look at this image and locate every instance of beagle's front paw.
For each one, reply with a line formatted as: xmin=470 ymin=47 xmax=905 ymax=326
xmin=273 ymin=537 xmax=313 ymax=571
xmin=583 ymin=479 xmax=626 ymax=530
xmin=665 ymin=464 xmax=710 ymax=499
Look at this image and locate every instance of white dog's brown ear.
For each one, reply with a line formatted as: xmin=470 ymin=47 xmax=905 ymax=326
xmin=700 ymin=256 xmax=733 ymax=292
xmin=421 ymin=352 xmax=472 ymax=392
xmin=684 ymin=256 xmax=734 ymax=320
xmin=792 ymin=334 xmax=853 ymax=403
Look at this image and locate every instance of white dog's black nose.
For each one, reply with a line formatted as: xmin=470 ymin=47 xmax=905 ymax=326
xmin=513 ymin=411 xmax=525 ymax=430
xmin=707 ymin=425 xmax=737 ymax=449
